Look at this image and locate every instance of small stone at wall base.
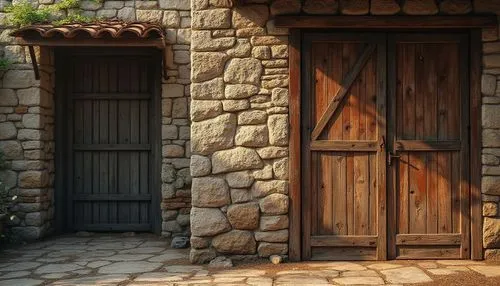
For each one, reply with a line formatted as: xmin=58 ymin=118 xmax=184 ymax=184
xmin=208 ymin=256 xmax=233 ymax=269
xmin=257 ymin=242 xmax=288 ymax=257
xmin=190 ymin=248 xmax=217 ymax=264
xmin=11 ymin=226 xmax=44 ymax=241
xmin=485 ymin=249 xmax=500 ymax=261
xmin=171 ymin=236 xmax=190 ymax=248
xmin=191 ymin=236 xmax=210 ymax=249
xmin=483 ymin=217 xmax=500 ymax=248
xmin=270 ymin=255 xmax=283 ymax=264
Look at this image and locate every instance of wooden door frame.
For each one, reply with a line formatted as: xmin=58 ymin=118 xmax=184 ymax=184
xmin=288 ymin=29 xmax=483 ymax=261
xmin=54 ymin=48 xmax=163 ymax=235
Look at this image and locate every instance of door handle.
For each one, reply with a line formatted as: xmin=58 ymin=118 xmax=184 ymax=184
xmin=388 ymin=151 xmax=401 ymax=166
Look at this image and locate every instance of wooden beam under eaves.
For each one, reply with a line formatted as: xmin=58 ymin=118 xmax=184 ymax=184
xmin=274 ymin=15 xmax=498 ymax=29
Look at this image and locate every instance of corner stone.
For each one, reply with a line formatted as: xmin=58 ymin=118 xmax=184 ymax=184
xmin=191 ymin=113 xmax=236 ymax=155
xmin=191 ymin=207 xmax=231 ymax=237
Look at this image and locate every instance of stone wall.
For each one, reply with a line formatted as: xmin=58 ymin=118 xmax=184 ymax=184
xmin=189 ymin=0 xmax=290 ymax=263
xmin=0 ymin=47 xmax=55 ymax=240
xmin=188 ymin=0 xmax=500 ymax=262
xmin=0 ymin=0 xmax=192 ymax=239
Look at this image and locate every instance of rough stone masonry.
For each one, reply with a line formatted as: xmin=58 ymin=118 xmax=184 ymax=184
xmin=0 ymin=0 xmax=500 ymax=263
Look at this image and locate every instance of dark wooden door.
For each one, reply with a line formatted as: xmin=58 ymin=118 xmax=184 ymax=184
xmin=302 ymin=34 xmax=387 ymax=260
xmin=387 ymin=34 xmax=470 ymax=259
xmin=60 ymin=49 xmax=160 ymax=232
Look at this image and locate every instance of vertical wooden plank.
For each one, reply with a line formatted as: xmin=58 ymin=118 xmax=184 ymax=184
xmin=470 ymin=30 xmax=483 ymax=260
xmin=130 ymin=61 xmax=140 ymax=224
xmin=354 ymin=153 xmax=369 ymax=235
xmin=459 ymin=34 xmax=471 ymax=259
xmin=437 ymin=152 xmax=452 ymax=233
xmin=409 ymin=153 xmax=427 ymax=234
xmin=108 ymin=60 xmax=118 ymax=225
xmin=343 ymin=43 xmax=354 ymax=236
xmin=427 ymin=152 xmax=439 ymax=234
xmin=118 ymin=61 xmax=131 ymax=225
xmin=376 ymin=37 xmax=387 ymax=260
xmin=290 ymin=30 xmax=304 ymax=261
xmin=334 ymin=154 xmax=347 ymax=235
xmin=369 ymin=153 xmax=377 ymax=235
xmin=328 ymin=43 xmax=344 ymax=141
xmin=401 ymin=44 xmax=416 ymax=140
xmin=319 ymin=153 xmax=333 ymax=234
xmin=387 ymin=34 xmax=397 ymax=259
xmin=398 ymin=153 xmax=409 ymax=234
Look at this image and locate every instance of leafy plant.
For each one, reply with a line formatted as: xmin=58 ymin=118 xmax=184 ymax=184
xmin=4 ymin=0 xmax=95 ymax=27
xmin=0 ymin=57 xmax=10 ymax=70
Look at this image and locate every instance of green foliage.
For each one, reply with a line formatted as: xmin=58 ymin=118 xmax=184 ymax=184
xmin=4 ymin=1 xmax=51 ymax=26
xmin=4 ymin=0 xmax=96 ymax=27
xmin=0 ymin=58 xmax=10 ymax=70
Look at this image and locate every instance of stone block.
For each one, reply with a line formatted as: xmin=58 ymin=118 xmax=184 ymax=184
xmin=18 ymin=129 xmax=42 ymax=140
xmin=192 ymin=177 xmax=230 ymax=207
xmin=340 ymin=0 xmax=369 ymax=15
xmin=190 ymin=248 xmax=216 ymax=264
xmin=227 ymin=39 xmax=252 ymax=57
xmin=192 ymin=9 xmax=231 ymax=29
xmin=162 ymin=125 xmax=178 ymax=140
xmin=370 ymin=0 xmax=400 ymax=15
xmin=259 ymin=193 xmax=289 ymax=215
xmin=257 ymin=146 xmax=288 ymax=159
xmin=0 ymin=122 xmax=17 ymax=139
xmin=191 ymin=113 xmax=236 ymax=155
xmin=172 ymin=98 xmax=188 ymax=118
xmin=483 ymin=176 xmax=500 ymax=196
xmin=402 ymin=0 xmax=439 ymax=15
xmin=227 ymin=202 xmax=260 ymax=230
xmin=474 ymin=0 xmax=500 ymax=14
xmin=439 ymin=0 xmax=472 ymax=14
xmin=0 ymin=141 xmax=22 ymax=159
xmin=303 ymin=0 xmax=339 ymax=14
xmin=232 ymin=5 xmax=269 ymax=28
xmin=11 ymin=226 xmax=43 ymax=241
xmin=136 ymin=10 xmax=162 ymax=22
xmin=162 ymin=84 xmax=185 ymax=98
xmin=224 ymin=58 xmax=262 ymax=85
xmin=235 ymin=125 xmax=269 ymax=147
xmin=238 ymin=110 xmax=267 ymax=125
xmin=485 ymin=249 xmax=500 ymax=261
xmin=226 ymin=171 xmax=254 ymax=188
xmin=257 ymin=242 xmax=288 ymax=257
xmin=230 ymin=188 xmax=252 ymax=203
xmin=225 ymin=84 xmax=259 ymax=99
xmin=18 ymin=171 xmax=48 ymax=188
xmin=192 ymin=31 xmax=234 ymax=52
xmin=251 ymin=180 xmax=288 ymax=198
xmin=212 ymin=230 xmax=256 ymax=254
xmin=483 ymin=129 xmax=500 ymax=147
xmin=191 ymin=236 xmax=210 ymax=249
xmin=222 ymin=100 xmax=250 ymax=112
xmin=482 ymin=74 xmax=497 ymax=96
xmin=117 ymin=7 xmax=135 ymax=21
xmin=212 ymin=147 xmax=263 ymax=174
xmin=0 ymin=89 xmax=17 ymax=106
xmin=483 ymin=217 xmax=500 ymax=248
xmin=163 ymin=11 xmax=180 ymax=28
xmin=191 ymin=100 xmax=222 ymax=122
xmin=159 ymin=0 xmax=191 ymax=10
xmin=22 ymin=114 xmax=42 ymax=129
xmin=163 ymin=145 xmax=184 ymax=158
xmin=483 ymin=202 xmax=498 ymax=217
xmin=190 ymin=155 xmax=212 ymax=177
xmin=273 ymin=157 xmax=289 ymax=180
xmin=255 ymin=229 xmax=288 ymax=242
xmin=482 ymin=105 xmax=500 ymax=128
xmin=252 ymin=46 xmax=271 ymax=60
xmin=24 ymin=211 xmax=47 ymax=226
xmin=0 ymin=170 xmax=17 ymax=189
xmin=191 ymin=78 xmax=225 ymax=100
xmin=260 ymin=215 xmax=289 ymax=231
xmin=268 ymin=114 xmax=288 ymax=146
xmin=191 ymin=207 xmax=231 ymax=237
xmin=192 ymin=52 xmax=227 ymax=82
xmin=270 ymin=0 xmax=301 ymax=15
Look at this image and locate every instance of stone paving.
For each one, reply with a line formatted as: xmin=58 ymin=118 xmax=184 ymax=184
xmin=1 ymin=234 xmax=500 ymax=285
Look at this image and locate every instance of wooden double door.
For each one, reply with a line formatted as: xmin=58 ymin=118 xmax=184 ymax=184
xmin=302 ymin=33 xmax=470 ymax=260
xmin=57 ymin=49 xmax=161 ymax=232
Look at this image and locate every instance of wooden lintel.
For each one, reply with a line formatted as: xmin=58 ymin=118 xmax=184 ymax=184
xmin=15 ymin=37 xmax=165 ymax=49
xmin=274 ymin=15 xmax=498 ymax=29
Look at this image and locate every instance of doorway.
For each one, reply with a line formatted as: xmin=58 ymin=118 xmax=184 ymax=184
xmin=300 ymin=32 xmax=471 ymax=260
xmin=55 ymin=48 xmax=162 ymax=232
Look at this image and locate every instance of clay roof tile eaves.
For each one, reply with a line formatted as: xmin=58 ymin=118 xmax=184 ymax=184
xmin=10 ymin=21 xmax=165 ymax=40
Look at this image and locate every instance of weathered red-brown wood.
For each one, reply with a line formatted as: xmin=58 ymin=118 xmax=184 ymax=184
xmin=302 ymin=34 xmax=386 ymax=260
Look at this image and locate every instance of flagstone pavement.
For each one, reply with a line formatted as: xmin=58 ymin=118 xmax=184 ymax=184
xmin=1 ymin=234 xmax=500 ymax=285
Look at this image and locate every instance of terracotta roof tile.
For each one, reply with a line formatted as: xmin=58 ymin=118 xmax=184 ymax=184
xmin=10 ymin=20 xmax=165 ymax=40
